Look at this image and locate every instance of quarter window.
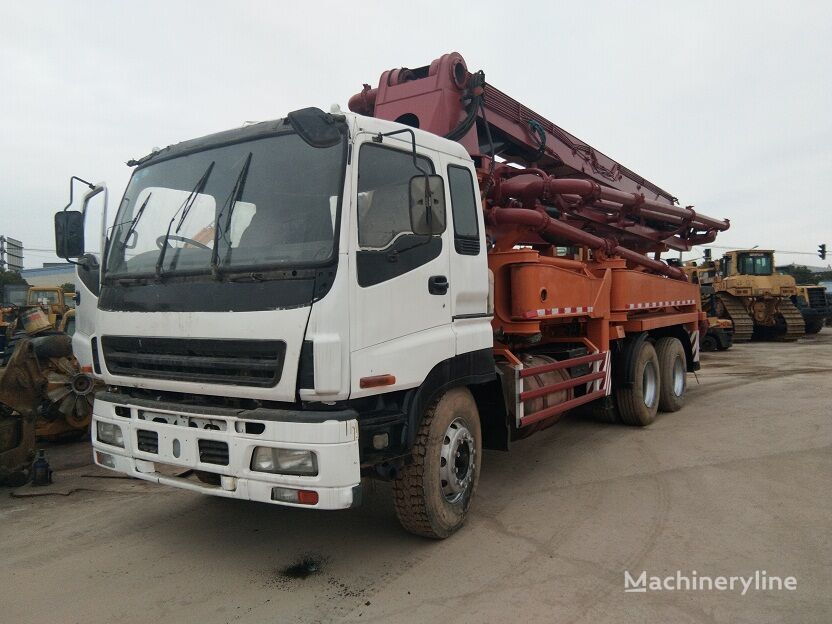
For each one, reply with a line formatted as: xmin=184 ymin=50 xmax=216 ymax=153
xmin=447 ymin=165 xmax=480 ymax=255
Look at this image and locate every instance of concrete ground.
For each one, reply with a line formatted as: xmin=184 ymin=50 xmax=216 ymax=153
xmin=2 ymin=330 xmax=831 ymax=624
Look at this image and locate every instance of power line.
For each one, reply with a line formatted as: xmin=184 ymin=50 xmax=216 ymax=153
xmin=690 ymin=244 xmax=821 ymax=256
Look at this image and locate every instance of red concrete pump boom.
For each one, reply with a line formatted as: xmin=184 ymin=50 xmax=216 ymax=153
xmin=349 ymin=52 xmax=729 ymax=280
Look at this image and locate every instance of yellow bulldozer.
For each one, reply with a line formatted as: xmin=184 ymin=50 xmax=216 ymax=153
xmin=682 ymin=261 xmax=734 ymax=351
xmin=710 ymin=250 xmax=804 ymax=342
xmin=793 ymin=284 xmax=830 ymax=335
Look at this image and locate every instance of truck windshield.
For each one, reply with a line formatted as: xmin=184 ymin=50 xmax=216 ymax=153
xmin=737 ymin=253 xmax=773 ymax=275
xmin=106 ymin=132 xmax=345 ymax=277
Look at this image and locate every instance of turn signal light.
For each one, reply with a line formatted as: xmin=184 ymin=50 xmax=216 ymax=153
xmin=360 ymin=374 xmax=396 ymax=389
xmin=271 ymin=486 xmax=319 ymax=505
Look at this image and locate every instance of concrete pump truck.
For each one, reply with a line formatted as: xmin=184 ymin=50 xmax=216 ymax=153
xmin=55 ymin=53 xmax=729 ymax=538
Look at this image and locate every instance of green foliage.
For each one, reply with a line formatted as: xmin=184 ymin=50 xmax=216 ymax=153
xmin=0 ymin=270 xmax=28 ymax=287
xmin=60 ymin=282 xmax=76 ymax=293
xmin=779 ymin=264 xmax=820 ymax=285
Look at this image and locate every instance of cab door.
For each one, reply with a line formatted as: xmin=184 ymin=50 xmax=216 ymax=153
xmin=349 ymin=136 xmax=453 ymax=396
xmin=444 ymin=159 xmax=492 ymax=356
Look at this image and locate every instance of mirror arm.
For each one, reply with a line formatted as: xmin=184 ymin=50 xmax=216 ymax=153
xmin=63 ymin=176 xmax=96 ymax=212
xmin=377 ymin=128 xmax=434 ymax=224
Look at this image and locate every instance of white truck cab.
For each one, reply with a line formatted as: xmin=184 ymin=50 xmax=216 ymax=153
xmin=59 ymin=108 xmax=494 ymax=524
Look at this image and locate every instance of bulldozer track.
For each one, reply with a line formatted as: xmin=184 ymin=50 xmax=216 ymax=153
xmin=715 ymin=293 xmax=754 ymax=342
xmin=776 ymin=299 xmax=805 ymax=341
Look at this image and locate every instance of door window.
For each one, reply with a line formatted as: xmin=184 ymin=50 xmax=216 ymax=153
xmin=356 ymin=144 xmax=443 ymax=286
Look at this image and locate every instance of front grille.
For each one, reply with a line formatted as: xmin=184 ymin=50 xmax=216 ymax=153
xmin=198 ymin=439 xmax=229 ymax=465
xmin=101 ymin=337 xmax=286 ymax=387
xmin=137 ymin=429 xmax=158 ymax=453
xmin=806 ymin=288 xmax=827 ymax=309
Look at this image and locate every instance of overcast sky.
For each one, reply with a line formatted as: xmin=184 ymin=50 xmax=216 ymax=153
xmin=2 ymin=1 xmax=830 ymax=269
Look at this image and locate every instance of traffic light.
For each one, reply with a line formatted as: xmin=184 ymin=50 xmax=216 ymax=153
xmin=820 ymin=244 xmax=827 ymax=260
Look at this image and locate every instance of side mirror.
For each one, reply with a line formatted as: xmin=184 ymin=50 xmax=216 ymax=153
xmin=55 ymin=210 xmax=85 ymax=259
xmin=409 ymin=175 xmax=446 ymax=236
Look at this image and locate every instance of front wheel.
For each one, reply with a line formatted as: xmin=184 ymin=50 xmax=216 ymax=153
xmin=392 ymin=387 xmax=482 ymax=539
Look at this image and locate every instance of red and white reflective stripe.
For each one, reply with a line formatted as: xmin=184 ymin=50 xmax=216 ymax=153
xmin=588 ymin=349 xmax=612 ymax=395
xmin=690 ymin=330 xmax=700 ymax=362
xmin=523 ymin=306 xmax=594 ymax=319
xmin=603 ymin=350 xmax=612 ymax=395
xmin=625 ymin=299 xmax=697 ymax=310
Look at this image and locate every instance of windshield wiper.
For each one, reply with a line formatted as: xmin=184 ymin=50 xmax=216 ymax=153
xmin=123 ymin=192 xmax=152 ymax=244
xmin=156 ymin=162 xmax=215 ymax=279
xmin=211 ymin=152 xmax=253 ymax=279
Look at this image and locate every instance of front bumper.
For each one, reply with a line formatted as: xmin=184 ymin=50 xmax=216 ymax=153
xmin=91 ymin=395 xmax=361 ymax=510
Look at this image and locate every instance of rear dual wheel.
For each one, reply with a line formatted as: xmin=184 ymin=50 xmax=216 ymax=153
xmin=616 ymin=337 xmax=686 ymax=426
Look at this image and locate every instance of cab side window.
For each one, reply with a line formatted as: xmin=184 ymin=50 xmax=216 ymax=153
xmin=356 ymin=144 xmax=443 ymax=287
xmin=447 ymin=165 xmax=480 ymax=255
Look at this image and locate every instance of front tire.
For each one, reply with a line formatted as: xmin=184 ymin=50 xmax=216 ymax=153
xmin=393 ymin=387 xmax=482 ymax=539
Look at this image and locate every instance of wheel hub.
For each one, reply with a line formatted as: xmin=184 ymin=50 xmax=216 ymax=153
xmin=642 ymin=361 xmax=658 ymax=408
xmin=672 ymin=357 xmax=685 ymax=396
xmin=439 ymin=418 xmax=475 ymax=503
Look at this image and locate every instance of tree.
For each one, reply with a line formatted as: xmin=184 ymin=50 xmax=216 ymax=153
xmin=0 ymin=270 xmax=27 ymax=288
xmin=60 ymin=282 xmax=76 ymax=293
xmin=779 ymin=264 xmax=820 ymax=285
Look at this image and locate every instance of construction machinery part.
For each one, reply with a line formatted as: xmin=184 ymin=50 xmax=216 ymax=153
xmin=770 ymin=299 xmax=805 ymax=342
xmin=714 ymin=293 xmax=754 ymax=342
xmin=0 ymin=334 xmax=97 ymax=444
xmin=350 ymin=52 xmax=729 ymax=265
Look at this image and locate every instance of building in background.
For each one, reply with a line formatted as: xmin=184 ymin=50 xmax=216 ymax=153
xmin=20 ymin=263 xmax=75 ymax=288
xmin=0 ymin=236 xmax=24 ymax=272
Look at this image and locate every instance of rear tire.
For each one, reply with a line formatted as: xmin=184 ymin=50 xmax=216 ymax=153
xmin=655 ymin=337 xmax=686 ymax=412
xmin=393 ymin=387 xmax=482 ymax=539
xmin=701 ymin=333 xmax=718 ymax=352
xmin=616 ymin=341 xmax=660 ymax=427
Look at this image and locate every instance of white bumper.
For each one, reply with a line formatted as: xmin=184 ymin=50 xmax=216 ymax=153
xmin=91 ymin=397 xmax=361 ymax=510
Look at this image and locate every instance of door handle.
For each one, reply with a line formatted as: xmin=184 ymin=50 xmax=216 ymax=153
xmin=428 ymin=275 xmax=449 ymax=295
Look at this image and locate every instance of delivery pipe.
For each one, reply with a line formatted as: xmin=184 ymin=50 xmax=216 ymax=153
xmin=495 ymin=176 xmax=729 ymax=232
xmin=488 ymin=208 xmax=687 ymax=280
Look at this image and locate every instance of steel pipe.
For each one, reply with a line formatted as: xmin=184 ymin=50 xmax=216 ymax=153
xmin=488 ymin=208 xmax=687 ymax=280
xmin=495 ymin=176 xmax=729 ymax=232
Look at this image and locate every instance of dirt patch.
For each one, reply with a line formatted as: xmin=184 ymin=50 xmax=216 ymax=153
xmin=279 ymin=554 xmax=326 ymax=580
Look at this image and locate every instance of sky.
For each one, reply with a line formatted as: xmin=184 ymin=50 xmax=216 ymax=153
xmin=2 ymin=0 xmax=831 ymax=269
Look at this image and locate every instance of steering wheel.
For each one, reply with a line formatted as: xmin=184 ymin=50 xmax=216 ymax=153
xmin=156 ymin=234 xmax=211 ymax=250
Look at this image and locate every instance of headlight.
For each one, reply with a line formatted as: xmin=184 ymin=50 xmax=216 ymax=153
xmin=250 ymin=447 xmax=318 ymax=476
xmin=96 ymin=421 xmax=124 ymax=448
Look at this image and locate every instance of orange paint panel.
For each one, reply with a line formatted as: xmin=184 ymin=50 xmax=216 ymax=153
xmin=509 ymin=263 xmax=603 ymax=320
xmin=622 ymin=311 xmax=701 ymax=332
xmin=610 ymin=270 xmax=700 ymax=312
